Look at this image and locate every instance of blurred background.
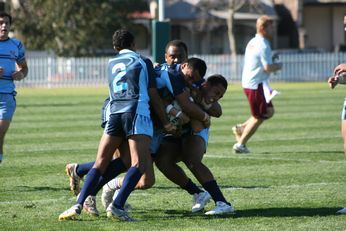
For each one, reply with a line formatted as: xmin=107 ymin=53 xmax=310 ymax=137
xmin=2 ymin=0 xmax=346 ymax=86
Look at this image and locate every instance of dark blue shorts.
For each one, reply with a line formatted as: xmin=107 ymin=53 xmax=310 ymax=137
xmin=104 ymin=112 xmax=153 ymax=138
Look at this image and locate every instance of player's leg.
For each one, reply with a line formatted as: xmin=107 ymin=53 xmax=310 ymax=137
xmin=233 ymin=87 xmax=274 ymax=154
xmin=107 ymin=134 xmax=151 ymax=221
xmin=182 ymin=133 xmax=233 ymax=215
xmin=101 ymin=142 xmax=131 ymax=209
xmin=341 ymin=99 xmax=346 ymax=154
xmin=59 ymin=133 xmax=123 ymax=220
xmin=59 ymin=113 xmax=125 ymax=221
xmin=0 ymin=94 xmax=16 ymax=164
xmin=155 ymin=139 xmax=207 ymax=212
xmin=0 ymin=120 xmax=10 ymax=163
xmin=107 ymin=114 xmax=152 ymax=221
xmin=65 ymin=161 xmax=94 ymax=196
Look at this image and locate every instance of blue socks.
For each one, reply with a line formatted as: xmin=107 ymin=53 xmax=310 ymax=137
xmin=76 ymin=161 xmax=95 ymax=178
xmin=91 ymin=158 xmax=127 ymax=195
xmin=182 ymin=178 xmax=203 ymax=195
xmin=76 ymin=168 xmax=101 ymax=205
xmin=112 ymin=167 xmax=142 ymax=209
xmin=202 ymin=180 xmax=229 ymax=204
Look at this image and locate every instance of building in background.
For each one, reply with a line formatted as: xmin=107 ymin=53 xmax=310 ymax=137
xmin=138 ymin=0 xmax=346 ymax=54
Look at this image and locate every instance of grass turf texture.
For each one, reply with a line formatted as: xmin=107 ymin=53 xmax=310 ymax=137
xmin=1 ymin=82 xmax=346 ymax=230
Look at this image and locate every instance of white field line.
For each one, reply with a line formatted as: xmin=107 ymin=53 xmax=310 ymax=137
xmin=0 ymin=183 xmax=342 ymax=205
xmin=0 ymin=196 xmax=69 ymax=205
xmin=204 ymin=154 xmax=346 ymax=164
xmin=222 ymin=182 xmax=341 ymax=191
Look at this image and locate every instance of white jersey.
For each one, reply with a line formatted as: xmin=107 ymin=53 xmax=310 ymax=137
xmin=242 ymin=34 xmax=273 ymax=89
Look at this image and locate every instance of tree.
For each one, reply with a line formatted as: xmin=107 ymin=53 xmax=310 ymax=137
xmin=9 ymin=0 xmax=148 ymax=56
xmin=197 ymin=0 xmax=246 ymax=56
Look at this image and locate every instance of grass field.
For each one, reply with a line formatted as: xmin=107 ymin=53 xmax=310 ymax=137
xmin=1 ymin=82 xmax=346 ymax=230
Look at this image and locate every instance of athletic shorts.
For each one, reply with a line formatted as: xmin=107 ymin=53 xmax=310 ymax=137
xmin=101 ymin=98 xmax=111 ymax=128
xmin=150 ymin=128 xmax=164 ymax=156
xmin=244 ymin=83 xmax=273 ymax=119
xmin=193 ymin=128 xmax=209 ymax=151
xmin=163 ymin=127 xmax=209 ymax=153
xmin=105 ymin=112 xmax=153 ymax=138
xmin=0 ymin=93 xmax=16 ymax=120
xmin=341 ymin=97 xmax=346 ymax=120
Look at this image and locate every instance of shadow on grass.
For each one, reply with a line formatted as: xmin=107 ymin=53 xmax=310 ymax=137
xmin=19 ymin=103 xmax=81 ymax=108
xmin=141 ymin=207 xmax=341 ymax=220
xmin=15 ymin=185 xmax=69 ymax=192
xmin=234 ymin=207 xmax=340 ymax=218
xmin=153 ymin=185 xmax=271 ymax=191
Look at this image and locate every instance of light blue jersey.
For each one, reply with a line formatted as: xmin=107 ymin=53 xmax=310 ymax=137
xmin=107 ymin=49 xmax=154 ymax=116
xmin=0 ymin=38 xmax=25 ymax=93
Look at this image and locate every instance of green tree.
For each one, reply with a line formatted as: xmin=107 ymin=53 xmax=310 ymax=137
xmin=10 ymin=0 xmax=148 ymax=56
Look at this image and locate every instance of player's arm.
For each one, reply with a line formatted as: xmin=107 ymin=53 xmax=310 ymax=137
xmin=145 ymin=58 xmax=176 ymax=132
xmin=334 ymin=63 xmax=346 ymax=76
xmin=12 ymin=59 xmax=28 ymax=81
xmin=175 ymin=91 xmax=210 ymax=127
xmin=261 ymin=47 xmax=282 ymax=74
xmin=205 ymin=101 xmax=222 ymax=118
xmin=263 ymin=63 xmax=282 ymax=73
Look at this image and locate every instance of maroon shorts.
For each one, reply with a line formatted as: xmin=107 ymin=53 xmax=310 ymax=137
xmin=244 ymin=83 xmax=273 ymax=119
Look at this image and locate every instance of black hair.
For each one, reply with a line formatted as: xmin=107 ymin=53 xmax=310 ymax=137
xmin=0 ymin=12 xmax=12 ymax=25
xmin=165 ymin=40 xmax=188 ymax=56
xmin=112 ymin=29 xmax=135 ymax=50
xmin=187 ymin=57 xmax=207 ymax=78
xmin=206 ymin=74 xmax=228 ymax=90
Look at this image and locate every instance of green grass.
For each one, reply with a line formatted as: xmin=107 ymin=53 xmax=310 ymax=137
xmin=1 ymin=82 xmax=346 ymax=230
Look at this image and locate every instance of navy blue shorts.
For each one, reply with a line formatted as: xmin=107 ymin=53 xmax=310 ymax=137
xmin=104 ymin=112 xmax=153 ymax=138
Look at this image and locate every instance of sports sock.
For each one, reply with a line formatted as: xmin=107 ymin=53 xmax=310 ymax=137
xmin=76 ymin=168 xmax=101 ymax=205
xmin=0 ymin=154 xmax=2 ymax=163
xmin=202 ymin=180 xmax=230 ymax=205
xmin=112 ymin=167 xmax=142 ymax=209
xmin=182 ymin=178 xmax=203 ymax=195
xmin=91 ymin=158 xmax=127 ymax=195
xmin=107 ymin=177 xmax=123 ymax=190
xmin=76 ymin=161 xmax=95 ymax=178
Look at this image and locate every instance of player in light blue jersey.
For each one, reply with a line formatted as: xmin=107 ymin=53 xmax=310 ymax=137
xmin=59 ymin=29 xmax=171 ymax=222
xmin=0 ymin=12 xmax=28 ymax=163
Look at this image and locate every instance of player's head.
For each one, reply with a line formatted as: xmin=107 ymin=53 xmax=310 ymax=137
xmin=256 ymin=15 xmax=274 ymax=40
xmin=112 ymin=29 xmax=135 ymax=51
xmin=0 ymin=12 xmax=12 ymax=41
xmin=201 ymin=74 xmax=228 ymax=104
xmin=165 ymin=40 xmax=188 ymax=66
xmin=180 ymin=57 xmax=207 ymax=87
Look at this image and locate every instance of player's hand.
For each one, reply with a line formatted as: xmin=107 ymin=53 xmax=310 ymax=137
xmin=12 ymin=71 xmax=25 ymax=81
xmin=334 ymin=63 xmax=346 ymax=76
xmin=202 ymin=112 xmax=211 ymax=128
xmin=163 ymin=122 xmax=177 ymax=134
xmin=176 ymin=111 xmax=190 ymax=125
xmin=328 ymin=75 xmax=339 ymax=89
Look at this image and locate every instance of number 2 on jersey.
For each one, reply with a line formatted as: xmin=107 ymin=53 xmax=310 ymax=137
xmin=111 ymin=63 xmax=128 ymax=93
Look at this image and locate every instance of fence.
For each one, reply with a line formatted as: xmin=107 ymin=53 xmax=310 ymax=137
xmin=16 ymin=52 xmax=346 ymax=88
